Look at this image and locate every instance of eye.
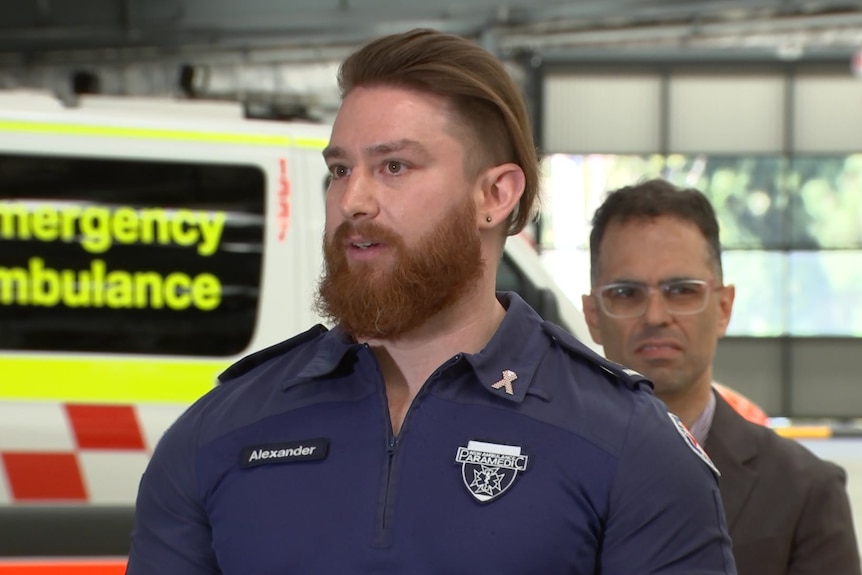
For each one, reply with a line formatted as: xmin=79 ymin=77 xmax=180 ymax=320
xmin=666 ymin=281 xmax=703 ymax=296
xmin=385 ymin=160 xmax=404 ymax=175
xmin=606 ymin=285 xmax=640 ymax=300
xmin=328 ymin=165 xmax=348 ymax=179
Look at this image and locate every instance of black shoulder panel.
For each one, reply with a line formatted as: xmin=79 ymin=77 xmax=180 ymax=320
xmin=217 ymin=324 xmax=329 ymax=384
xmin=540 ymin=321 xmax=653 ymax=391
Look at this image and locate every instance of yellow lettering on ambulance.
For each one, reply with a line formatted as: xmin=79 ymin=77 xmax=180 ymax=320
xmin=197 ymin=212 xmax=226 ymax=256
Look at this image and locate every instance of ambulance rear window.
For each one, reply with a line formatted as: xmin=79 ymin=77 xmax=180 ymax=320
xmin=0 ymin=153 xmax=265 ymax=356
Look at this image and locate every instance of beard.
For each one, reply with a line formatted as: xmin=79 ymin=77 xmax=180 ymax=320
xmin=315 ymin=197 xmax=484 ymax=341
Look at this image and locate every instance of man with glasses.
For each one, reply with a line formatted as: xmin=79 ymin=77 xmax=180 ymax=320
xmin=582 ymin=178 xmax=860 ymax=575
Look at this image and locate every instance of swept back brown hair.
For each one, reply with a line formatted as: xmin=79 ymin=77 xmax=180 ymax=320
xmin=337 ymin=28 xmax=539 ymax=236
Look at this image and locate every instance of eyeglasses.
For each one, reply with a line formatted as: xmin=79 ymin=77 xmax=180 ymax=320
xmin=594 ymin=279 xmax=722 ymax=319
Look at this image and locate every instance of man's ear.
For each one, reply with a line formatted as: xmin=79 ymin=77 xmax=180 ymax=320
xmin=581 ymin=293 xmax=605 ymax=345
xmin=716 ymin=284 xmax=736 ymax=337
xmin=475 ymin=163 xmax=525 ymax=229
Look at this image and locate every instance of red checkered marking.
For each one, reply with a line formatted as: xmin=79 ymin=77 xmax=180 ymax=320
xmin=0 ymin=402 xmax=187 ymax=504
xmin=2 ymin=452 xmax=87 ymax=501
xmin=65 ymin=404 xmax=146 ymax=450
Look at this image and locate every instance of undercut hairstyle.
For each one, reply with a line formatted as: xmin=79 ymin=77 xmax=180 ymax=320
xmin=589 ymin=178 xmax=724 ymax=285
xmin=337 ymin=28 xmax=539 ymax=236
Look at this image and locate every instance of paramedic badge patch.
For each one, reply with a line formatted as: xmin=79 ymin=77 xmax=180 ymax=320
xmin=455 ymin=440 xmax=528 ymax=503
xmin=667 ymin=412 xmax=720 ymax=477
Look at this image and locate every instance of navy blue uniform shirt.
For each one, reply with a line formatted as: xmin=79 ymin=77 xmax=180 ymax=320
xmin=128 ymin=292 xmax=737 ymax=574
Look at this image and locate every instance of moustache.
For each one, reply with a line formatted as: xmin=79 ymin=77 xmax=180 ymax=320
xmin=331 ymin=220 xmax=400 ymax=245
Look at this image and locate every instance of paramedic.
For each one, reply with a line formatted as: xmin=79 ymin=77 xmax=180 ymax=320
xmin=582 ymin=178 xmax=860 ymax=575
xmin=127 ymin=29 xmax=737 ymax=574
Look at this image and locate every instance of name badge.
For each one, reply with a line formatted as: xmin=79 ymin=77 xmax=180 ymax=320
xmin=240 ymin=438 xmax=329 ymax=468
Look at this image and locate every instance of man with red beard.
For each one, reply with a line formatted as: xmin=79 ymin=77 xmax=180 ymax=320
xmin=127 ymin=30 xmax=737 ymax=575
xmin=317 ymin=174 xmax=484 ymax=344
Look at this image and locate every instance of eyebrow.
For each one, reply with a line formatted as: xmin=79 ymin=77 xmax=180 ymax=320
xmin=322 ymin=139 xmax=429 ymax=161
xmin=608 ymin=276 xmax=697 ymax=286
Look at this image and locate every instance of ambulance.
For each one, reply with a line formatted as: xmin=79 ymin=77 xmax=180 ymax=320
xmin=0 ymin=90 xmax=598 ymax=570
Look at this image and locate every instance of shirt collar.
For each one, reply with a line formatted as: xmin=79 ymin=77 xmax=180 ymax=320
xmin=461 ymin=292 xmax=551 ymax=403
xmin=286 ymin=327 xmax=360 ymax=387
xmin=689 ymin=386 xmax=717 ymax=444
xmin=284 ymin=292 xmax=551 ymax=403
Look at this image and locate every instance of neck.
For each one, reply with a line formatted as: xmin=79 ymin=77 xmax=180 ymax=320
xmin=367 ymin=276 xmax=505 ymax=434
xmin=369 ymin=283 xmax=504 ymax=391
xmin=657 ymin=377 xmax=714 ymax=429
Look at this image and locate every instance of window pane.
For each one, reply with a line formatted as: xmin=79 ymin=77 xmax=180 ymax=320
xmin=0 ymin=154 xmax=265 ymax=356
xmin=540 ymin=154 xmax=665 ymax=251
xmin=541 ymin=153 xmax=788 ymax=251
xmin=722 ymin=251 xmax=786 ymax=336
xmin=662 ymin=154 xmax=787 ymax=249
xmin=540 ymin=153 xmax=862 ymax=337
xmin=789 ymin=154 xmax=862 ymax=249
xmin=790 ymin=251 xmax=862 ymax=336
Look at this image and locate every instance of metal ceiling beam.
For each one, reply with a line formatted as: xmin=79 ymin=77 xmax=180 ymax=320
xmin=496 ymin=10 xmax=862 ymax=57
xmin=1 ymin=0 xmax=861 ymax=63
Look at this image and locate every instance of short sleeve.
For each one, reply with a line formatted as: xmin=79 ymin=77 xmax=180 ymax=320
xmin=599 ymin=395 xmax=737 ymax=574
xmin=126 ymin=409 xmax=220 ymax=575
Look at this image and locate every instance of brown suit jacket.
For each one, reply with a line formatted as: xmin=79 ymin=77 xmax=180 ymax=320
xmin=704 ymin=391 xmax=861 ymax=575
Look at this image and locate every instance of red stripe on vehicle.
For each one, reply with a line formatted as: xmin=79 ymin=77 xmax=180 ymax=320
xmin=2 ymin=452 xmax=87 ymax=501
xmin=0 ymin=559 xmax=127 ymax=574
xmin=65 ymin=404 xmax=145 ymax=450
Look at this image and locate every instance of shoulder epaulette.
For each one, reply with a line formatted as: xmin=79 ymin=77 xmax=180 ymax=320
xmin=540 ymin=321 xmax=652 ymax=391
xmin=217 ymin=324 xmax=328 ymax=384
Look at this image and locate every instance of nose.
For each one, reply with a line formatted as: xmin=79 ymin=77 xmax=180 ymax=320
xmin=339 ymin=167 xmax=379 ymax=221
xmin=642 ymin=288 xmax=671 ymax=326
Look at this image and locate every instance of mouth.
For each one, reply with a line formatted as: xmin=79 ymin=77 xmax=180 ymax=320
xmin=635 ymin=340 xmax=682 ymax=358
xmin=638 ymin=342 xmax=678 ymax=351
xmin=333 ymin=222 xmax=396 ymax=259
xmin=343 ymin=237 xmax=387 ymax=261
